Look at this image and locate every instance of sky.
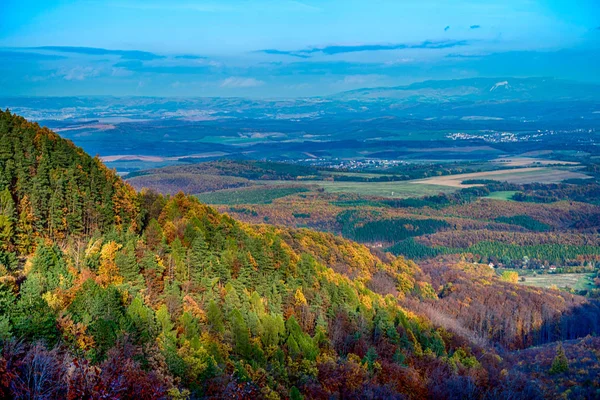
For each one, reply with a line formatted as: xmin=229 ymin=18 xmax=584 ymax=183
xmin=0 ymin=0 xmax=599 ymax=97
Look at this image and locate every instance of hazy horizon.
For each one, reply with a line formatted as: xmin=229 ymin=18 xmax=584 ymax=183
xmin=1 ymin=0 xmax=599 ymax=97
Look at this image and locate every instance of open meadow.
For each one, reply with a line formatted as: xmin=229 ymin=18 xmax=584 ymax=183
xmin=518 ymin=273 xmax=596 ymax=291
xmin=412 ymin=167 xmax=591 ymax=188
xmin=484 ymin=190 xmax=518 ymax=201
xmin=259 ymin=179 xmax=456 ymax=198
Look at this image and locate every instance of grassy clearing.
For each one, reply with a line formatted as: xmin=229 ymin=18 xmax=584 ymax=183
xmin=261 ymin=180 xmax=456 ymax=198
xmin=478 ymin=168 xmax=590 ymax=185
xmin=328 ymin=171 xmax=398 ymax=179
xmin=413 ymin=167 xmax=590 ymax=188
xmin=517 ymin=273 xmax=596 ymax=291
xmin=484 ymin=191 xmax=518 ymax=201
xmin=197 ymin=185 xmax=309 ymax=205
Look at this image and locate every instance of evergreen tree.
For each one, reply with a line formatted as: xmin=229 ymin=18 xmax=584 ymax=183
xmin=290 ymin=386 xmax=304 ymax=400
xmin=231 ymin=309 xmax=250 ymax=358
xmin=207 ymin=299 xmax=225 ymax=335
xmin=0 ymin=188 xmax=15 ymax=250
xmin=48 ymin=176 xmax=67 ymax=239
xmin=170 ymin=238 xmax=188 ymax=283
xmin=31 ymin=154 xmax=51 ymax=233
xmin=65 ymin=166 xmax=84 ymax=235
xmin=126 ymin=296 xmax=157 ymax=344
xmin=549 ymin=343 xmax=569 ymax=374
xmin=115 ymin=242 xmax=140 ymax=283
xmin=188 ymin=233 xmax=208 ymax=286
xmin=16 ymin=195 xmax=35 ymax=254
xmin=12 ymin=274 xmax=60 ymax=344
xmin=260 ymin=313 xmax=284 ymax=348
xmin=30 ymin=243 xmax=71 ymax=291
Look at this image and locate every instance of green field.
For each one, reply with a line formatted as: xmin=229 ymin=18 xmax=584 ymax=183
xmin=328 ymin=171 xmax=398 ymax=179
xmin=197 ymin=185 xmax=309 ymax=205
xmin=477 ymin=167 xmax=590 ymax=184
xmin=261 ymin=180 xmax=456 ymax=198
xmin=484 ymin=191 xmax=518 ymax=201
xmin=517 ymin=273 xmax=596 ymax=291
xmin=413 ymin=167 xmax=591 ymax=188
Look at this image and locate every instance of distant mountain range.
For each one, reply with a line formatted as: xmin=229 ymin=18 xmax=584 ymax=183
xmin=333 ymin=77 xmax=600 ymax=103
xmin=2 ymin=77 xmax=599 ymax=130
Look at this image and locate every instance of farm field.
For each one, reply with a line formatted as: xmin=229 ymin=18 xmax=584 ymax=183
xmin=260 ymin=179 xmax=456 ymax=198
xmin=491 ymin=157 xmax=579 ymax=167
xmin=328 ymin=171 xmax=399 ymax=179
xmin=484 ymin=191 xmax=518 ymax=201
xmin=196 ymin=185 xmax=309 ymax=205
xmin=518 ymin=273 xmax=596 ymax=291
xmin=412 ymin=167 xmax=590 ymax=188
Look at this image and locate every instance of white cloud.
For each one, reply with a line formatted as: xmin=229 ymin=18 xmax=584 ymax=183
xmin=384 ymin=58 xmax=416 ymax=65
xmin=339 ymin=74 xmax=386 ymax=85
xmin=111 ymin=67 xmax=133 ymax=77
xmin=284 ymin=83 xmax=312 ymax=90
xmin=220 ymin=77 xmax=265 ymax=88
xmin=59 ymin=66 xmax=101 ymax=81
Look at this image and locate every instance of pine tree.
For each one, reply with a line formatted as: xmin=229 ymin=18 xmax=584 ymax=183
xmin=231 ymin=309 xmax=250 ymax=358
xmin=48 ymin=176 xmax=67 ymax=239
xmin=31 ymin=152 xmax=52 ymax=233
xmin=145 ymin=218 xmax=164 ymax=250
xmin=207 ymin=300 xmax=225 ymax=335
xmin=188 ymin=233 xmax=208 ymax=286
xmin=30 ymin=243 xmax=71 ymax=291
xmin=65 ymin=166 xmax=84 ymax=235
xmin=549 ymin=343 xmax=569 ymax=374
xmin=290 ymin=387 xmax=304 ymax=400
xmin=16 ymin=195 xmax=35 ymax=254
xmin=0 ymin=130 xmax=14 ymax=189
xmin=0 ymin=188 xmax=15 ymax=218
xmin=363 ymin=347 xmax=378 ymax=371
xmin=170 ymin=238 xmax=188 ymax=283
xmin=260 ymin=313 xmax=284 ymax=348
xmin=178 ymin=312 xmax=199 ymax=341
xmin=0 ymin=188 xmax=15 ymax=250
xmin=224 ymin=284 xmax=242 ymax=316
xmin=126 ymin=296 xmax=157 ymax=344
xmin=115 ymin=242 xmax=140 ymax=283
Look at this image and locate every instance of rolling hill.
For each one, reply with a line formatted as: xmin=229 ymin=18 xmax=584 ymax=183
xmin=334 ymin=77 xmax=600 ymax=103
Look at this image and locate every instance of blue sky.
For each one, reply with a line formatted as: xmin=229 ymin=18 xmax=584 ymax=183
xmin=1 ymin=0 xmax=599 ymax=97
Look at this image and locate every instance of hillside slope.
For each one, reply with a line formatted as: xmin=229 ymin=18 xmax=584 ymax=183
xmin=0 ymin=110 xmax=140 ymax=252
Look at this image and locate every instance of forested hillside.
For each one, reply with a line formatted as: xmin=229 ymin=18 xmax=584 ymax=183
xmin=0 ymin=110 xmax=599 ymax=398
xmin=0 ymin=111 xmax=140 ymax=251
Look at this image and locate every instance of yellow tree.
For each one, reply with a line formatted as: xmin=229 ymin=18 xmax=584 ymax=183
xmin=97 ymin=241 xmax=123 ymax=286
xmin=500 ymin=271 xmax=519 ymax=284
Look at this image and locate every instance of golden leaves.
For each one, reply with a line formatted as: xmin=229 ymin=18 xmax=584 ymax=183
xmin=58 ymin=314 xmax=95 ymax=351
xmin=97 ymin=241 xmax=123 ymax=287
xmin=183 ymin=295 xmax=207 ymax=323
xmin=294 ymin=288 xmax=308 ymax=307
